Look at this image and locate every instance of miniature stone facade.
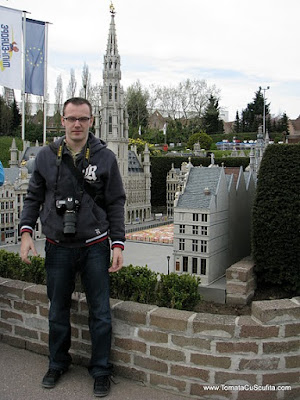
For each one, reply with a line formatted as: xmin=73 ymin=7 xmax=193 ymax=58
xmin=98 ymin=11 xmax=151 ymax=224
xmin=173 ymin=165 xmax=255 ymax=286
xmin=166 ymin=161 xmax=191 ymax=218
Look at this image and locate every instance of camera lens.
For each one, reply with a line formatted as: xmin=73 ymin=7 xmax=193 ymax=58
xmin=63 ymin=211 xmax=77 ymax=235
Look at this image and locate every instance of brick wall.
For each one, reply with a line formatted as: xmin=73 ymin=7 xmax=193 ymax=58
xmin=226 ymin=257 xmax=257 ymax=305
xmin=0 ymin=276 xmax=299 ymax=400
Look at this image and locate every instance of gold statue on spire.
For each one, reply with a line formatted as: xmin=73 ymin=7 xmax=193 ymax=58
xmin=110 ymin=1 xmax=115 ymax=14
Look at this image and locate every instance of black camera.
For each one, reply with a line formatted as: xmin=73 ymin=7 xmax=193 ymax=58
xmin=56 ymin=197 xmax=80 ymax=235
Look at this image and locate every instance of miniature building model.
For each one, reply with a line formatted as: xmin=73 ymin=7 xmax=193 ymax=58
xmin=173 ymin=165 xmax=256 ymax=286
xmin=166 ymin=161 xmax=191 ymax=218
xmin=99 ymin=7 xmax=151 ymax=224
xmin=170 ymin=129 xmax=268 ymax=286
xmin=0 ymin=139 xmax=43 ymax=245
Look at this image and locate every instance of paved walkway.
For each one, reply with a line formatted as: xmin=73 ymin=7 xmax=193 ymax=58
xmin=0 ymin=342 xmax=188 ymax=400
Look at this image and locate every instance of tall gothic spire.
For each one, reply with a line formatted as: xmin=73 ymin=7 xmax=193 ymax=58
xmin=100 ymin=4 xmax=151 ymax=224
xmin=100 ymin=4 xmax=128 ymax=178
xmin=103 ymin=3 xmax=121 ymax=81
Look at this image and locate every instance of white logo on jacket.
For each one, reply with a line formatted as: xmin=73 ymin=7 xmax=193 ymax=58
xmin=84 ymin=164 xmax=97 ymax=181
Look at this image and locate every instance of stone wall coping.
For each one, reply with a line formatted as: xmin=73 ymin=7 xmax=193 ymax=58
xmin=252 ymin=298 xmax=300 ymax=324
xmin=1 ymin=278 xmax=299 ymax=327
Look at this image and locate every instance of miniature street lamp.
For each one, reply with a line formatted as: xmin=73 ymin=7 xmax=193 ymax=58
xmin=260 ymin=86 xmax=270 ymax=135
xmin=167 ymin=255 xmax=170 ymax=275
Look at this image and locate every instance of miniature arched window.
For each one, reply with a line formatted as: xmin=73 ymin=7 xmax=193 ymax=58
xmin=109 ymin=84 xmax=112 ymax=101
xmin=115 ymin=85 xmax=118 ymax=100
xmin=109 ymin=116 xmax=112 ymax=134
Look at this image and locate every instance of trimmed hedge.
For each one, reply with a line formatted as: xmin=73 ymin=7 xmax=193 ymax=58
xmin=109 ymin=265 xmax=158 ymax=305
xmin=150 ymin=156 xmax=249 ymax=207
xmin=0 ymin=250 xmax=46 ymax=284
xmin=110 ymin=265 xmax=201 ymax=310
xmin=156 ymin=273 xmax=201 ymax=310
xmin=252 ymin=144 xmax=300 ymax=294
xmin=0 ymin=250 xmax=201 ymax=311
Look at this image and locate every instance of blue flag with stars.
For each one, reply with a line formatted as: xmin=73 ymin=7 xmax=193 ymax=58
xmin=25 ymin=18 xmax=45 ymax=96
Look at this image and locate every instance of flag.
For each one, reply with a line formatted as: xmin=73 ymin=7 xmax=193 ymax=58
xmin=0 ymin=6 xmax=22 ymax=90
xmin=25 ymin=18 xmax=45 ymax=96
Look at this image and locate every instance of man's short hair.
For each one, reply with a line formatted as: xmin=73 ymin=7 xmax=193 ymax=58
xmin=63 ymin=97 xmax=93 ymax=116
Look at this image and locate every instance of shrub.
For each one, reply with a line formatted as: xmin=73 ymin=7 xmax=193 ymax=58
xmin=187 ymin=132 xmax=213 ymax=150
xmin=156 ymin=273 xmax=201 ymax=310
xmin=252 ymin=144 xmax=300 ymax=294
xmin=0 ymin=249 xmax=46 ymax=284
xmin=0 ymin=250 xmax=202 ymax=310
xmin=0 ymin=250 xmax=23 ymax=280
xmin=19 ymin=256 xmax=46 ymax=284
xmin=109 ymin=265 xmax=158 ymax=304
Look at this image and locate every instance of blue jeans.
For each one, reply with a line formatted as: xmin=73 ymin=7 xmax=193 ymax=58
xmin=45 ymin=240 xmax=112 ymax=377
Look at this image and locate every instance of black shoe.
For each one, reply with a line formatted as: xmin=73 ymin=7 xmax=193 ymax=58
xmin=42 ymin=368 xmax=64 ymax=388
xmin=93 ymin=375 xmax=111 ymax=397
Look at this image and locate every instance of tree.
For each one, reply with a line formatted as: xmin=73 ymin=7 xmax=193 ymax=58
xmin=54 ymin=74 xmax=63 ymax=114
xmin=149 ymin=78 xmax=220 ymax=121
xmin=89 ymin=83 xmax=102 ymax=107
xmin=11 ymin=99 xmax=21 ymax=133
xmin=128 ymin=138 xmax=157 ymax=155
xmin=80 ymin=63 xmax=91 ymax=99
xmin=36 ymin=95 xmax=43 ymax=113
xmin=234 ymin=111 xmax=241 ymax=133
xmin=125 ymin=80 xmax=149 ymax=136
xmin=241 ymin=88 xmax=270 ymax=132
xmin=202 ymin=95 xmax=224 ymax=134
xmin=0 ymin=95 xmax=12 ymax=135
xmin=177 ymin=79 xmax=192 ymax=120
xmin=189 ymin=79 xmax=220 ymax=118
xmin=23 ymin=94 xmax=31 ymax=122
xmin=187 ymin=131 xmax=213 ymax=150
xmin=53 ymin=111 xmax=62 ymax=135
xmin=66 ymin=68 xmax=77 ymax=99
xmin=153 ymin=85 xmax=181 ymax=120
xmin=147 ymin=79 xmax=221 ymax=142
xmin=277 ymin=112 xmax=289 ymax=134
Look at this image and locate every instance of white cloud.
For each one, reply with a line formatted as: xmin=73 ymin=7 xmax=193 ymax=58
xmin=4 ymin=0 xmax=300 ymax=120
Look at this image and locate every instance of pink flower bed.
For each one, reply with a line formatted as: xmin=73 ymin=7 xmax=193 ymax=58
xmin=126 ymin=225 xmax=174 ymax=244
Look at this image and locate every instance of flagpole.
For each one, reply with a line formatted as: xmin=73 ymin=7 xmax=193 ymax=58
xmin=43 ymin=22 xmax=49 ymax=145
xmin=21 ymin=12 xmax=27 ymax=141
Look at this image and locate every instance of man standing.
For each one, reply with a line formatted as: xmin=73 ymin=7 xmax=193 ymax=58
xmin=20 ymin=97 xmax=126 ymax=397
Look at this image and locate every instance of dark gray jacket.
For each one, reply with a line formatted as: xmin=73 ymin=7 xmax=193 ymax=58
xmin=20 ymin=133 xmax=126 ymax=248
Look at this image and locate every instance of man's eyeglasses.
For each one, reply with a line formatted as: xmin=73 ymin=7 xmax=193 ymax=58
xmin=63 ymin=117 xmax=91 ymax=123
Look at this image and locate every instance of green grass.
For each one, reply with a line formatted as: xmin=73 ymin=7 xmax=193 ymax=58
xmin=0 ymin=136 xmax=23 ymax=167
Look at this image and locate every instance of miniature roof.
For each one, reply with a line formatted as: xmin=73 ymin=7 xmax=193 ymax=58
xmin=177 ymin=167 xmax=222 ymax=209
xmin=128 ymin=150 xmax=143 ymax=173
xmin=3 ymin=167 xmax=20 ymax=184
xmin=22 ymin=147 xmax=41 ymax=161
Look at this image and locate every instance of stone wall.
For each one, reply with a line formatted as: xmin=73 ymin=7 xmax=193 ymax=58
xmin=0 ymin=276 xmax=299 ymax=400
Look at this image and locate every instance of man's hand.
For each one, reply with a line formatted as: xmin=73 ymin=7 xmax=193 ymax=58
xmin=20 ymin=232 xmax=38 ymax=264
xmin=109 ymin=247 xmax=123 ymax=273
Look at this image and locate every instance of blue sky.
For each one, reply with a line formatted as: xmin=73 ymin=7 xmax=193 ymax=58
xmin=2 ymin=0 xmax=300 ymax=121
